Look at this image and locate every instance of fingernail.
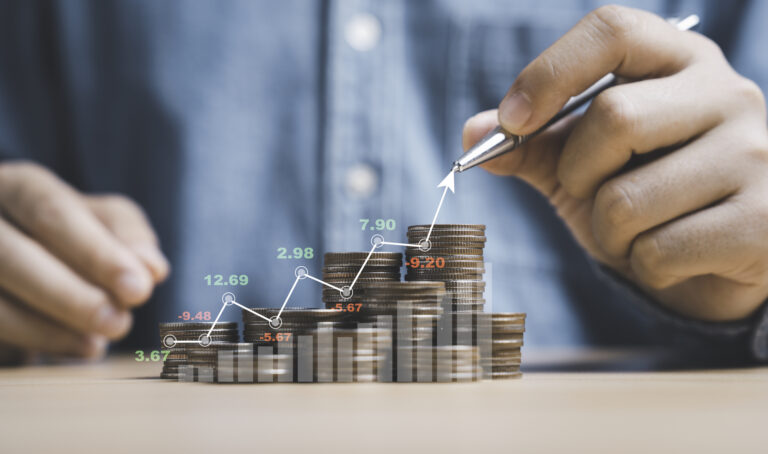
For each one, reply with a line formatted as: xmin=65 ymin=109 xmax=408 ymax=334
xmin=117 ymin=271 xmax=152 ymax=303
xmin=499 ymin=91 xmax=532 ymax=132
xmin=95 ymin=305 xmax=131 ymax=338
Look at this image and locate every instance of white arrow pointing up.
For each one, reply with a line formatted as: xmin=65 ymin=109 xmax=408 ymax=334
xmin=437 ymin=169 xmax=455 ymax=193
xmin=426 ymin=169 xmax=457 ymax=242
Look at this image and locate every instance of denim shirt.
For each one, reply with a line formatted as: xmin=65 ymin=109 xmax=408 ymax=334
xmin=1 ymin=0 xmax=767 ymax=357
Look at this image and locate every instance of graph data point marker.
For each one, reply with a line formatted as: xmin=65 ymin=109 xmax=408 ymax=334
xmin=340 ymin=286 xmax=353 ymax=300
xmin=295 ymin=266 xmax=309 ymax=279
xmin=418 ymin=239 xmax=432 ymax=252
xmin=371 ymin=234 xmax=385 ymax=248
xmin=198 ymin=334 xmax=212 ymax=347
xmin=222 ymin=292 xmax=236 ymax=306
xmin=269 ymin=316 xmax=283 ymax=330
xmin=162 ymin=334 xmax=177 ymax=349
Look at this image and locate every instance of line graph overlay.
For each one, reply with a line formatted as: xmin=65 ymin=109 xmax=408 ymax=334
xmin=381 ymin=241 xmax=419 ymax=248
xmin=349 ymin=244 xmax=378 ymax=290
xmin=276 ymin=276 xmax=301 ymax=319
xmin=205 ymin=302 xmax=229 ymax=337
xmin=304 ymin=274 xmax=343 ymax=292
xmin=231 ymin=301 xmax=271 ymax=323
xmin=189 ymin=169 xmax=457 ymax=346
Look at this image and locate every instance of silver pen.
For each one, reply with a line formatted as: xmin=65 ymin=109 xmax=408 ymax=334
xmin=452 ymin=14 xmax=700 ymax=174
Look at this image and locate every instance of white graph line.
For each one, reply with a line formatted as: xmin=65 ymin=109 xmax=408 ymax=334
xmin=231 ymin=301 xmax=271 ymax=322
xmin=187 ymin=172 xmax=456 ymax=337
xmin=426 ymin=170 xmax=456 ymax=243
xmin=206 ymin=302 xmax=229 ymax=336
xmin=426 ymin=185 xmax=449 ymax=243
xmin=349 ymin=244 xmax=377 ymax=290
xmin=277 ymin=275 xmax=301 ymax=319
xmin=304 ymin=274 xmax=344 ymax=292
xmin=381 ymin=241 xmax=419 ymax=248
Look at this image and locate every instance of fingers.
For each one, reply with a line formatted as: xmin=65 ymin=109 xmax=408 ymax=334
xmin=629 ymin=193 xmax=768 ymax=321
xmin=646 ymin=275 xmax=767 ymax=322
xmin=86 ymin=195 xmax=170 ymax=282
xmin=0 ymin=162 xmax=154 ymax=306
xmin=591 ymin=128 xmax=745 ymax=259
xmin=463 ymin=109 xmax=575 ymax=198
xmin=558 ymin=71 xmax=726 ymax=198
xmin=462 ymin=110 xmax=499 ymax=151
xmin=0 ymin=216 xmax=133 ymax=340
xmin=0 ymin=292 xmax=107 ymax=358
xmin=499 ymin=5 xmax=701 ymax=134
xmin=628 ymin=197 xmax=768 ymax=303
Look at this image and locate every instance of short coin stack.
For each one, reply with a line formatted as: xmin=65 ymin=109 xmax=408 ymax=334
xmin=242 ymin=308 xmax=389 ymax=382
xmin=478 ymin=313 xmax=526 ymax=379
xmin=158 ymin=322 xmax=239 ymax=380
xmin=186 ymin=342 xmax=292 ymax=383
xmin=322 ymin=252 xmax=401 ymax=306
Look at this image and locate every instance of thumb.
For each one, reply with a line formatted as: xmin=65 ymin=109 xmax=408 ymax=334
xmin=462 ymin=109 xmax=575 ymax=199
xmin=464 ymin=110 xmax=619 ymax=270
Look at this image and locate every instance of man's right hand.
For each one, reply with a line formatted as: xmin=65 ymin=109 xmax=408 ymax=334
xmin=0 ymin=161 xmax=169 ymax=360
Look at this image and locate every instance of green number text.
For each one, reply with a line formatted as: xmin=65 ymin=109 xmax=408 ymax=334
xmin=204 ymin=274 xmax=249 ymax=286
xmin=277 ymin=247 xmax=314 ymax=259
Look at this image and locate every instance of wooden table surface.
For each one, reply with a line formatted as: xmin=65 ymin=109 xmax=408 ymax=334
xmin=1 ymin=351 xmax=766 ymax=454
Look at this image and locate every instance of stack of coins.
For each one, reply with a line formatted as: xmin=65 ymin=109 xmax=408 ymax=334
xmin=322 ymin=252 xmax=402 ymax=306
xmin=478 ymin=313 xmax=526 ymax=379
xmin=187 ymin=342 xmax=293 ymax=383
xmin=405 ymin=225 xmax=486 ymax=314
xmin=312 ymin=325 xmax=392 ymax=382
xmin=158 ymin=322 xmax=239 ymax=380
xmin=353 ymin=281 xmax=446 ymax=382
xmin=158 ymin=222 xmax=528 ymax=383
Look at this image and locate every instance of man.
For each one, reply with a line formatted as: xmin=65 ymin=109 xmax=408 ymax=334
xmin=0 ymin=1 xmax=766 ymax=362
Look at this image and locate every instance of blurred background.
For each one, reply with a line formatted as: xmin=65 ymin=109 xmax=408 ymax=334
xmin=0 ymin=0 xmax=765 ymax=355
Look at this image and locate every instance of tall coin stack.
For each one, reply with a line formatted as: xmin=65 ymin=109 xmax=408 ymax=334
xmin=321 ymin=252 xmax=401 ymax=307
xmin=158 ymin=322 xmax=239 ymax=380
xmin=405 ymin=224 xmax=486 ymax=315
xmin=405 ymin=224 xmax=495 ymax=379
